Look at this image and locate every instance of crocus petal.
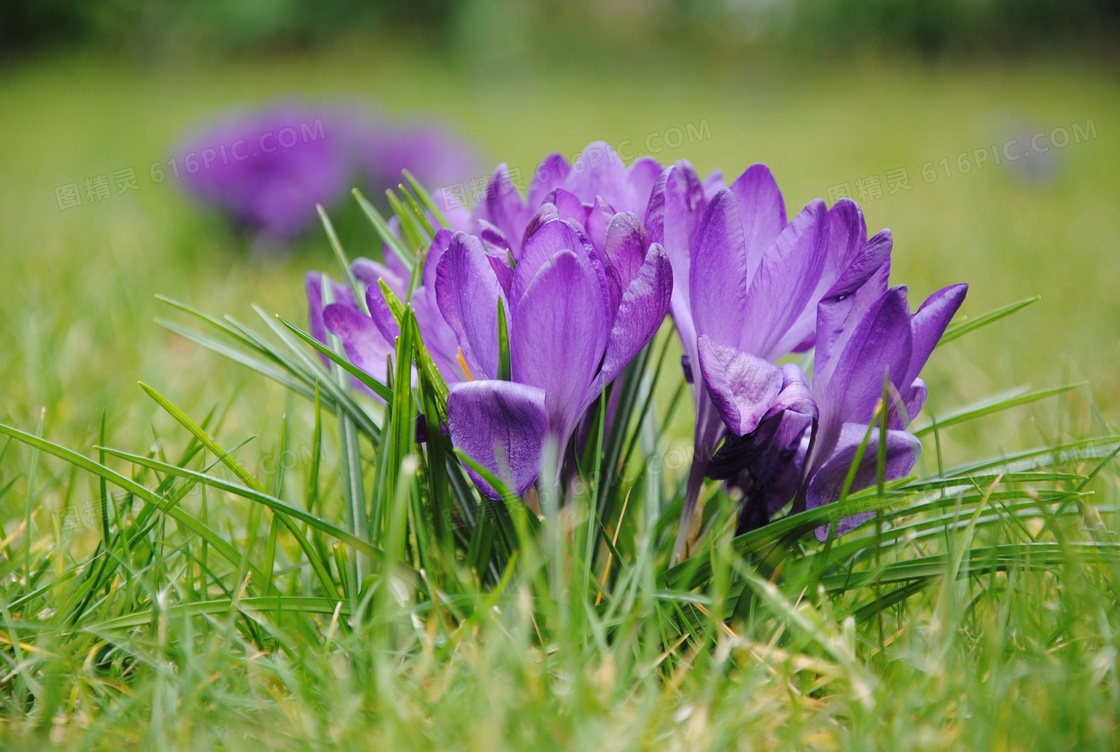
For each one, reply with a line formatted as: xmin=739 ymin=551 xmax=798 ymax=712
xmin=365 ymin=284 xmax=400 ymax=344
xmin=447 ymin=380 xmax=549 ymax=499
xmin=510 ymin=248 xmax=609 ymax=441
xmin=564 ymin=141 xmax=633 ymax=212
xmin=728 ymin=164 xmax=787 ymax=285
xmin=736 ymin=412 xmax=812 ymax=531
xmin=738 ymin=199 xmax=829 ymax=359
xmin=814 ymin=229 xmax=893 ymax=396
xmin=808 ymin=422 xmax=922 ymax=539
xmin=766 ymin=364 xmax=818 ymax=421
xmin=598 ymin=243 xmax=673 ymax=388
xmin=690 ymin=189 xmax=749 ymax=348
xmin=585 ymin=197 xmax=616 ymax=257
xmin=435 ymin=232 xmax=507 ymax=379
xmin=702 ymin=169 xmax=727 ymax=199
xmin=696 ymin=335 xmax=785 ymax=437
xmin=904 ymin=283 xmax=969 ymax=387
xmin=512 ymin=219 xmax=605 ymax=317
xmin=306 ymin=272 xmax=329 ymax=344
xmin=603 ymin=211 xmax=649 ymax=291
xmin=550 ymin=188 xmax=590 ymax=226
xmin=529 ymin=153 xmax=572 ymax=208
xmin=477 ymin=219 xmax=512 ymax=255
xmin=892 ymin=377 xmax=927 ymax=429
xmin=421 ymin=229 xmax=455 ymax=292
xmin=479 ymin=163 xmax=531 ymax=253
xmin=814 ymin=287 xmax=914 ymax=464
xmin=352 ymin=257 xmax=403 ymax=291
xmin=777 ymin=199 xmax=870 ymax=353
xmin=646 ymin=162 xmax=706 ymax=351
xmin=628 ymin=156 xmax=664 ymax=215
xmin=322 ymin=303 xmax=393 ymax=384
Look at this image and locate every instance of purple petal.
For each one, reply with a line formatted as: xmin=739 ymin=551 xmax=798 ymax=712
xmin=510 ymin=248 xmax=610 ymax=441
xmin=904 ymin=283 xmax=969 ymax=387
xmin=690 ymin=189 xmax=749 ymax=349
xmin=603 ymin=211 xmax=649 ymax=291
xmin=814 ymin=229 xmax=894 ymax=395
xmin=352 ymin=257 xmax=402 ymax=291
xmin=775 ymin=199 xmax=871 ymax=356
xmin=728 ymin=164 xmax=787 ymax=285
xmin=813 ymin=287 xmax=913 ymax=465
xmin=808 ymin=422 xmax=922 ymax=540
xmin=767 ymin=364 xmax=818 ymax=421
xmin=696 ymin=335 xmax=785 ymax=437
xmin=645 ymin=162 xmax=706 ymax=352
xmin=738 ymin=200 xmax=829 ymax=360
xmin=628 ymin=156 xmax=664 ymax=216
xmin=421 ymin=229 xmax=455 ymax=292
xmin=478 ymin=219 xmax=512 ymax=255
xmin=585 ymin=196 xmax=616 ymax=257
xmin=365 ymin=284 xmax=400 ymax=344
xmin=564 ymin=141 xmax=633 ymax=212
xmin=512 ymin=219 xmax=606 ymax=316
xmin=479 ymin=163 xmax=530 ymax=254
xmin=892 ymin=378 xmax=927 ymax=429
xmin=447 ymin=380 xmax=549 ymax=499
xmin=322 ymin=303 xmax=393 ymax=384
xmin=598 ymin=243 xmax=673 ymax=388
xmin=702 ymin=169 xmax=728 ymax=199
xmin=434 ymin=232 xmax=507 ymax=379
xmin=529 ymin=153 xmax=572 ymax=208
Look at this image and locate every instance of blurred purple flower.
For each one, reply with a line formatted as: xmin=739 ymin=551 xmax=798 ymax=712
xmin=176 ymin=101 xmax=482 ymax=247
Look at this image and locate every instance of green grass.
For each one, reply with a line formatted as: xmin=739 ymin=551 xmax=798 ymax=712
xmin=1 ymin=47 xmax=1120 ymax=750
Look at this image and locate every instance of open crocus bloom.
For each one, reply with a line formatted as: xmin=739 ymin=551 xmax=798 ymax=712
xmin=438 ymin=214 xmax=672 ymax=499
xmin=648 ymin=161 xmax=880 ymax=556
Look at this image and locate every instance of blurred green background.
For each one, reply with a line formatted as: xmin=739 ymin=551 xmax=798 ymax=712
xmin=1 ymin=0 xmax=1118 ymax=478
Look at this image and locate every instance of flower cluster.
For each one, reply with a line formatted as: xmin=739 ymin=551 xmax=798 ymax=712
xmin=307 ymin=142 xmax=966 ymax=548
xmin=176 ymin=101 xmax=481 ymax=247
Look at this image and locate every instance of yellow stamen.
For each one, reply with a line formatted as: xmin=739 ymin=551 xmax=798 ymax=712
xmin=457 ymin=348 xmax=476 ymax=381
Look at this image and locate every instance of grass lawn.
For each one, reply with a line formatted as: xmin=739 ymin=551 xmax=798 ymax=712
xmin=1 ymin=46 xmax=1119 ymax=749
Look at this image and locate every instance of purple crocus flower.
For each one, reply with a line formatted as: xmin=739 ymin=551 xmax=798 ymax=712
xmin=177 ymin=101 xmax=482 ymax=247
xmin=458 ymin=141 xmax=663 ymax=264
xmin=437 ymin=213 xmax=673 ymax=500
xmin=306 ymin=228 xmax=470 ymax=395
xmin=799 ymin=274 xmax=969 ymax=538
xmin=648 ymin=161 xmax=877 ymax=557
xmin=178 ymin=103 xmax=355 ymax=246
xmin=710 ymin=227 xmax=968 ymax=538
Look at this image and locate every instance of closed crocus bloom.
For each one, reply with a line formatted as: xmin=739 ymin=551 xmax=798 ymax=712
xmin=306 ymin=229 xmax=468 ymax=396
xmin=464 ymin=142 xmax=663 ymax=263
xmin=648 ymin=161 xmax=875 ymax=558
xmin=437 ymin=215 xmax=672 ymax=500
